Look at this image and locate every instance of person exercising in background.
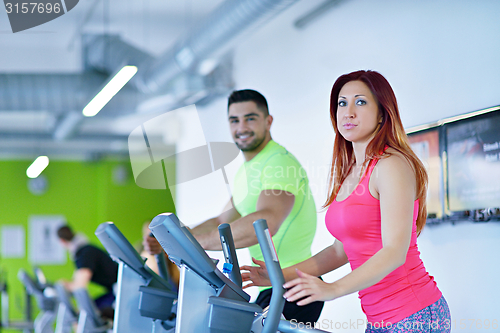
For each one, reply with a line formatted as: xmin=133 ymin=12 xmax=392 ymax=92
xmin=57 ymin=225 xmax=118 ymax=318
xmin=144 ymin=89 xmax=324 ymax=324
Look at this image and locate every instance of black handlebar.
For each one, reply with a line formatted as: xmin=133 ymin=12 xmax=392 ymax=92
xmin=218 ymin=223 xmax=242 ymax=287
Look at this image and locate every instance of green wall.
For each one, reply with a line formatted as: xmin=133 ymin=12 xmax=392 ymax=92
xmin=0 ymin=158 xmax=175 ymax=325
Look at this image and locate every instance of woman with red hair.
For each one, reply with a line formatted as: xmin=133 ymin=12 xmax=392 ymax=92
xmin=242 ymin=70 xmax=450 ymax=332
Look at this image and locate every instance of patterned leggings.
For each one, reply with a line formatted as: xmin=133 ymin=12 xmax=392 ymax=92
xmin=365 ymin=296 xmax=451 ymax=333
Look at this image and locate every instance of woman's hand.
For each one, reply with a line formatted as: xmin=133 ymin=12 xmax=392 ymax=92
xmin=240 ymin=257 xmax=271 ymax=288
xmin=283 ymin=269 xmax=339 ymax=306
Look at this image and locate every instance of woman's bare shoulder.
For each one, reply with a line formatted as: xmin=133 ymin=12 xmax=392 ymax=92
xmin=375 ymin=148 xmax=415 ymax=178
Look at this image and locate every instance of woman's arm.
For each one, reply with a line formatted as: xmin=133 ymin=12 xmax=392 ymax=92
xmin=284 ymin=153 xmax=416 ymax=305
xmin=283 ymin=240 xmax=348 ymax=281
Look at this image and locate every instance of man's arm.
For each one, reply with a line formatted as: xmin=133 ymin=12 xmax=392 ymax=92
xmin=143 ymin=199 xmax=241 ymax=255
xmin=190 ymin=198 xmax=241 ymax=235
xmin=196 ymin=190 xmax=295 ymax=250
xmin=63 ymin=268 xmax=93 ymax=291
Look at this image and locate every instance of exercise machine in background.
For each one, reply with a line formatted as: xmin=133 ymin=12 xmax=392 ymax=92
xmin=0 ymin=269 xmax=33 ymax=333
xmin=95 ymin=222 xmax=177 ymax=333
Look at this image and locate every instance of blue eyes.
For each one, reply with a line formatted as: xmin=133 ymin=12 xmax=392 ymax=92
xmin=338 ymin=99 xmax=367 ymax=107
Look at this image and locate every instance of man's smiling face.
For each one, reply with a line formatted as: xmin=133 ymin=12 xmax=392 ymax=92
xmin=228 ymin=101 xmax=271 ymax=152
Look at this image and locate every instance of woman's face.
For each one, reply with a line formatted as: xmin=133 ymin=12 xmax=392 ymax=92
xmin=336 ymin=80 xmax=382 ymax=145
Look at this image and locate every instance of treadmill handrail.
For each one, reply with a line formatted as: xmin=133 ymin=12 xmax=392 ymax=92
xmin=218 ymin=223 xmax=243 ymax=287
xmin=253 ymin=219 xmax=286 ymax=333
xmin=17 ymin=270 xmax=42 ymax=295
xmin=54 ymin=283 xmax=78 ymax=317
xmin=253 ymin=220 xmax=331 ymax=333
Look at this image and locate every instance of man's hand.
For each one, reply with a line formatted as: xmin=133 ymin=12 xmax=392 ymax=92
xmin=240 ymin=257 xmax=271 ymax=288
xmin=143 ymin=234 xmax=163 ymax=255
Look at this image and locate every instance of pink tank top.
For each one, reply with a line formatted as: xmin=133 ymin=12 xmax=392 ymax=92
xmin=325 ymin=159 xmax=441 ymax=325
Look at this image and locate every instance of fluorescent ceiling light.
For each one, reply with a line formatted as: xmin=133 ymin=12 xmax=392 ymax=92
xmin=27 ymin=156 xmax=49 ymax=178
xmin=83 ymin=65 xmax=138 ymax=117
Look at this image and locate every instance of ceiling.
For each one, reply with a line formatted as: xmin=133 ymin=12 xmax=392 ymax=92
xmin=0 ymin=0 xmax=326 ymax=160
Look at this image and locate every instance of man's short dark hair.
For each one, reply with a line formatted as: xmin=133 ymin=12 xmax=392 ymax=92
xmin=57 ymin=225 xmax=74 ymax=241
xmin=227 ymin=89 xmax=269 ymax=116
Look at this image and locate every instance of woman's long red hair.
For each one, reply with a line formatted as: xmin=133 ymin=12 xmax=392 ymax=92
xmin=324 ymin=70 xmax=428 ymax=235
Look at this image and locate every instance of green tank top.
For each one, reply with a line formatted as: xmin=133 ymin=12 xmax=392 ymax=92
xmin=232 ymin=140 xmax=317 ymax=273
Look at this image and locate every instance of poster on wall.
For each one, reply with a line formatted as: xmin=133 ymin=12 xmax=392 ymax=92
xmin=28 ymin=215 xmax=67 ymax=265
xmin=408 ymin=129 xmax=442 ymax=218
xmin=447 ymin=113 xmax=500 ymax=211
xmin=1 ymin=225 xmax=25 ymax=258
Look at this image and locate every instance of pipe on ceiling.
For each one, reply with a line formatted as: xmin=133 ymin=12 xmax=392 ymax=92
xmin=84 ymin=0 xmax=300 ymax=93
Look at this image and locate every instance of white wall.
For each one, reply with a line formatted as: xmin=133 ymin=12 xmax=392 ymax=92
xmin=176 ymin=0 xmax=500 ymax=332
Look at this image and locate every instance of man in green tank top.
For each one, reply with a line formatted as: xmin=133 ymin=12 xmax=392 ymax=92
xmin=145 ymin=89 xmax=323 ymax=324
